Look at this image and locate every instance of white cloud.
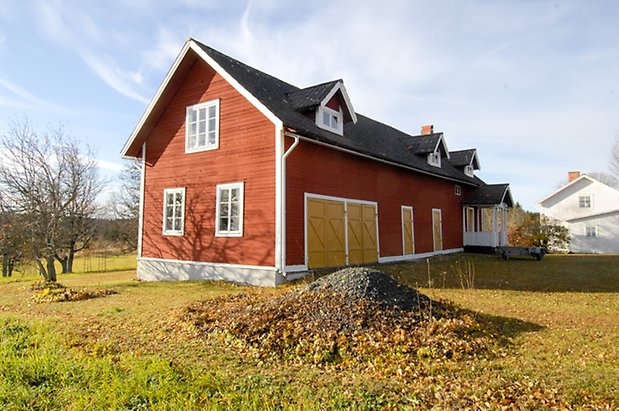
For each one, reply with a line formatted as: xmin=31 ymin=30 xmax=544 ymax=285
xmin=95 ymin=158 xmax=124 ymax=172
xmin=34 ymin=0 xmax=149 ymax=104
xmin=4 ymin=0 xmax=616 ymax=211
xmin=0 ymin=73 xmax=70 ymax=111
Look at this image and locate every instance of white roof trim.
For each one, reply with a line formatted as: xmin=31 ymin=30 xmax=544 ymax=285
xmin=537 ymin=174 xmax=596 ymax=205
xmin=470 ymin=149 xmax=481 ymax=170
xmin=121 ymin=39 xmax=282 ymax=157
xmin=320 ymin=81 xmax=357 ymax=124
xmin=434 ymin=134 xmax=450 ymax=159
xmin=566 ymin=208 xmax=619 ymax=222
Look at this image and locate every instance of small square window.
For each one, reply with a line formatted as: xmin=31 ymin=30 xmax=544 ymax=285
xmin=428 ymin=152 xmax=441 ymax=167
xmin=464 ymin=165 xmax=474 ymax=177
xmin=579 ymin=195 xmax=592 ymax=208
xmin=586 ymin=226 xmax=597 ymax=237
xmin=316 ymin=106 xmax=343 ymax=135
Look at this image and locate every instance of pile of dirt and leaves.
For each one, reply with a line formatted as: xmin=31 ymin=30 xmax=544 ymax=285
xmin=181 ymin=268 xmax=507 ymax=368
xmin=30 ymin=281 xmax=117 ymax=303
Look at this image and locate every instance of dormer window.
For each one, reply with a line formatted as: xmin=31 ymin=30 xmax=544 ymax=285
xmin=316 ymin=106 xmax=343 ymax=135
xmin=464 ymin=165 xmax=474 ymax=177
xmin=428 ymin=152 xmax=441 ymax=167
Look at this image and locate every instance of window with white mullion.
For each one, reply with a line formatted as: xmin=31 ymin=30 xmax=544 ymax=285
xmin=316 ymin=106 xmax=343 ymax=135
xmin=579 ymin=195 xmax=592 ymax=208
xmin=186 ymin=99 xmax=219 ymax=153
xmin=162 ymin=188 xmax=185 ymax=236
xmin=216 ymin=182 xmax=244 ymax=237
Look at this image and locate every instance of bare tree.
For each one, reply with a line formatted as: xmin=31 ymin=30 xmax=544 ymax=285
xmin=586 ymin=172 xmax=618 ymax=188
xmin=0 ymin=119 xmax=102 ymax=281
xmin=110 ymin=159 xmax=141 ymax=252
xmin=53 ymin=142 xmax=102 ymax=273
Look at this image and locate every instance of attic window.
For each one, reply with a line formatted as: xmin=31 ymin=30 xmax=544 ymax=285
xmin=186 ymin=99 xmax=219 ymax=153
xmin=579 ymin=195 xmax=592 ymax=208
xmin=455 ymin=185 xmax=462 ymax=196
xmin=316 ymin=106 xmax=343 ymax=135
xmin=464 ymin=165 xmax=474 ymax=177
xmin=428 ymin=152 xmax=441 ymax=167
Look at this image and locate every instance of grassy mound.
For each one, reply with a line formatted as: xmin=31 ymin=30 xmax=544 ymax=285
xmin=182 ymin=268 xmax=505 ymax=368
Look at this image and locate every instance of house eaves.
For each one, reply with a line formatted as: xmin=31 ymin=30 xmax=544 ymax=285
xmin=537 ymin=174 xmax=597 ymax=206
xmin=566 ymin=209 xmax=619 ymax=222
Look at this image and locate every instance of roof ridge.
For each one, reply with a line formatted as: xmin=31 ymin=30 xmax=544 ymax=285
xmin=192 ymin=39 xmax=299 ymax=91
xmin=287 ymin=79 xmax=342 ymax=94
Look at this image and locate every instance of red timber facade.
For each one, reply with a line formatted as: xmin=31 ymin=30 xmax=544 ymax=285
xmin=121 ymin=38 xmax=512 ymax=286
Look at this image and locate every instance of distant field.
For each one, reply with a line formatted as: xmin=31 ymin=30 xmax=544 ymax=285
xmin=7 ymin=253 xmax=137 ymax=280
xmin=0 ymin=253 xmax=617 ymax=409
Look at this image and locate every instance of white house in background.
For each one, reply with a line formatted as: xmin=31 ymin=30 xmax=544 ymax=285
xmin=538 ymin=171 xmax=619 ymax=254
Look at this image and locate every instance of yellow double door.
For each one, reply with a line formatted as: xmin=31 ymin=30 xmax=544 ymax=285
xmin=306 ymin=198 xmax=378 ymax=269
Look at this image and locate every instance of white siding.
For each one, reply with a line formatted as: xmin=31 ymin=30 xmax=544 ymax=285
xmin=540 ymin=178 xmax=619 ymax=221
xmin=539 ymin=176 xmax=619 ymax=254
xmin=568 ymin=212 xmax=619 ymax=254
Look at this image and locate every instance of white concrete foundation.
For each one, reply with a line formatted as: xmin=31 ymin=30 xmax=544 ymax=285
xmin=137 ymin=257 xmax=284 ymax=287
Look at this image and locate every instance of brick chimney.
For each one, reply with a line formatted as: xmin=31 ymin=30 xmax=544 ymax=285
xmin=421 ymin=125 xmax=434 ymax=135
xmin=568 ymin=171 xmax=580 ymax=183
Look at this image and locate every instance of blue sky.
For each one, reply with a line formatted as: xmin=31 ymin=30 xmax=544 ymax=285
xmin=1 ymin=0 xmax=618 ymax=211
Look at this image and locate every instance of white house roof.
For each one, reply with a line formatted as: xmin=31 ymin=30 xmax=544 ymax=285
xmin=537 ymin=174 xmax=601 ymax=205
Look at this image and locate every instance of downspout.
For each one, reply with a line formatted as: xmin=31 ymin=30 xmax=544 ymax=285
xmin=137 ymin=143 xmax=146 ymax=259
xmin=280 ymin=134 xmax=300 ymax=277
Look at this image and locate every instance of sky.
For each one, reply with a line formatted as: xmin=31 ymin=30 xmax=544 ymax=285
xmin=0 ymin=0 xmax=618 ymax=211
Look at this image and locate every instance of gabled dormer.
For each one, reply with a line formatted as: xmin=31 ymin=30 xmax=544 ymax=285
xmin=400 ymin=125 xmax=450 ymax=168
xmin=448 ymin=149 xmax=481 ymax=177
xmin=286 ymin=80 xmax=357 ymax=136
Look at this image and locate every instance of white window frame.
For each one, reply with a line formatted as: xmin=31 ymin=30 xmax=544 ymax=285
xmin=428 ymin=152 xmax=441 ymax=167
xmin=464 ymin=164 xmax=474 ymax=177
xmin=455 ymin=185 xmax=462 ymax=196
xmin=578 ymin=195 xmax=592 ymax=208
xmin=162 ymin=188 xmax=185 ymax=236
xmin=185 ymin=99 xmax=220 ymax=153
xmin=215 ymin=182 xmax=244 ymax=237
xmin=585 ymin=226 xmax=597 ymax=237
xmin=316 ymin=105 xmax=344 ymax=135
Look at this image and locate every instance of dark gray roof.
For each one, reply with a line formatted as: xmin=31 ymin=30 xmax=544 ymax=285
xmin=462 ymin=184 xmax=513 ymax=207
xmin=400 ymin=133 xmax=442 ymax=155
xmin=193 ymin=40 xmax=492 ymax=187
xmin=449 ymin=149 xmax=477 ymax=168
xmin=286 ymin=80 xmax=341 ymax=110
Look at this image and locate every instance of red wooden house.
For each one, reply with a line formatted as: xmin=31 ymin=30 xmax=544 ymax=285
xmin=121 ymin=38 xmax=513 ymax=286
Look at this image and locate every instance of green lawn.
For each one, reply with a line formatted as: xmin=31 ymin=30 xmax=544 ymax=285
xmin=0 ymin=253 xmax=617 ymax=409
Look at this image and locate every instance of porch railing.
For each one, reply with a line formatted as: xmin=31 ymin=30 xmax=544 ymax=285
xmin=464 ymin=231 xmax=508 ymax=247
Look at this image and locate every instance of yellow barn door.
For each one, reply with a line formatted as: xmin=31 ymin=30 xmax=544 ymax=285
xmin=402 ymin=207 xmax=414 ymax=255
xmin=432 ymin=208 xmax=443 ymax=251
xmin=347 ymin=203 xmax=378 ymax=265
xmin=307 ymin=198 xmax=346 ymax=269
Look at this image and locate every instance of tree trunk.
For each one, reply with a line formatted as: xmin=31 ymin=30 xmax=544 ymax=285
xmin=55 ymin=254 xmax=69 ymax=273
xmin=63 ymin=239 xmax=77 ymax=273
xmin=67 ymin=246 xmax=75 ymax=273
xmin=1 ymin=255 xmax=8 ymax=277
xmin=35 ymin=258 xmax=47 ymax=278
xmin=46 ymin=256 xmax=57 ymax=282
